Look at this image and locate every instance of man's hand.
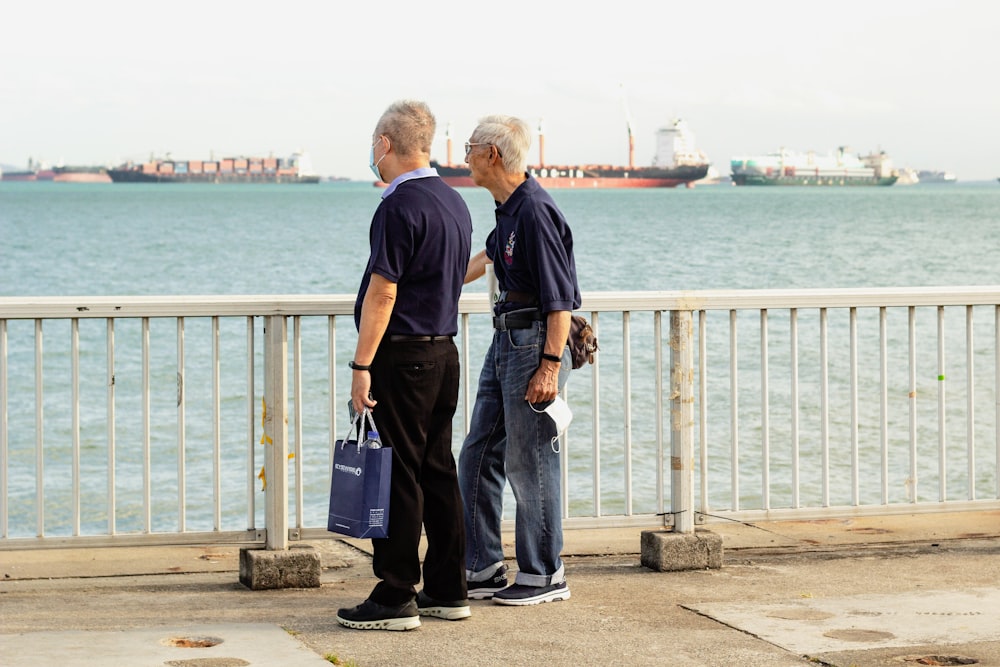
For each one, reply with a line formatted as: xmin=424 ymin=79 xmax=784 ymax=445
xmin=525 ymin=360 xmax=560 ymax=403
xmin=351 ymin=372 xmax=376 ymax=414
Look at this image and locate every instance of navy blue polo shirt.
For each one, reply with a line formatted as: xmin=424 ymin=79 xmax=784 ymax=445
xmin=354 ymin=175 xmax=473 ymax=336
xmin=486 ymin=175 xmax=581 ymax=315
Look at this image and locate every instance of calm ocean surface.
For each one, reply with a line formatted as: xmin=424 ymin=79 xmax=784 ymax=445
xmin=3 ymin=180 xmax=1000 ymax=297
xmin=2 ymin=180 xmax=1000 ymax=535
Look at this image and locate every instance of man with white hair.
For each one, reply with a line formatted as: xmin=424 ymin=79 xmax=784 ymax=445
xmin=459 ymin=114 xmax=581 ymax=606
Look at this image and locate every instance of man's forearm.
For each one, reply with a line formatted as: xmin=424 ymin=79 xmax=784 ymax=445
xmin=465 ymin=250 xmax=490 ymax=284
xmin=354 ymin=273 xmax=397 ymax=364
xmin=544 ymin=310 xmax=571 ymax=357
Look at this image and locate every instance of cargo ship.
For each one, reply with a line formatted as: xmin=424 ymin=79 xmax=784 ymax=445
xmin=107 ymin=151 xmax=319 ymax=184
xmin=1 ymin=158 xmax=54 ymax=181
xmin=730 ymin=147 xmax=898 ymax=186
xmin=916 ymin=170 xmax=957 ymax=184
xmin=52 ymin=166 xmax=112 ymax=183
xmin=429 ymin=119 xmax=710 ymax=188
xmin=1 ymin=169 xmax=40 ymax=182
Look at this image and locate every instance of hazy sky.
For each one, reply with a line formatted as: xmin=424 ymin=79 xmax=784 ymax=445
xmin=2 ymin=0 xmax=998 ymax=180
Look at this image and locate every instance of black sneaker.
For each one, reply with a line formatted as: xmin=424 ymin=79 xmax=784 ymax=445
xmin=336 ymin=599 xmax=421 ymax=631
xmin=416 ymin=590 xmax=471 ymax=620
xmin=492 ymin=580 xmax=570 ymax=606
xmin=466 ymin=563 xmax=509 ymax=600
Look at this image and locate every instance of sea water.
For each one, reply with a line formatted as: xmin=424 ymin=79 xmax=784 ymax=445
xmin=5 ymin=181 xmax=1000 ymax=298
xmin=2 ymin=181 xmax=1000 ymax=534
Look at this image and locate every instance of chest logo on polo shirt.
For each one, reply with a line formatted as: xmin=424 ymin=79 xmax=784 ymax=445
xmin=504 ymin=231 xmax=516 ymax=265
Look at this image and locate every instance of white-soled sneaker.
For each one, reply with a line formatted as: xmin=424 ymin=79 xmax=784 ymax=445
xmin=416 ymin=590 xmax=471 ymax=620
xmin=336 ymin=599 xmax=421 ymax=631
xmin=492 ymin=580 xmax=570 ymax=606
xmin=466 ymin=563 xmax=510 ymax=600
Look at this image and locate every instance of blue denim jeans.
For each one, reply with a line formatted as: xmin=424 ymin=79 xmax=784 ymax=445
xmin=459 ymin=321 xmax=571 ymax=587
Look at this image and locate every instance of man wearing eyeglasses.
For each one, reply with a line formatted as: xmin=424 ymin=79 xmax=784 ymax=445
xmin=459 ymin=115 xmax=581 ymax=606
xmin=336 ymin=100 xmax=473 ymax=631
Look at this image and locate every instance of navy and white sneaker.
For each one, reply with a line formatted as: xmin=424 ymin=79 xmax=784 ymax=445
xmin=466 ymin=563 xmax=509 ymax=600
xmin=492 ymin=580 xmax=570 ymax=606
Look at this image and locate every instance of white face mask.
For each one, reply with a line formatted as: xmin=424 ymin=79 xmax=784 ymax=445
xmin=529 ymin=395 xmax=573 ymax=453
xmin=369 ymin=137 xmax=386 ymax=181
xmin=543 ymin=395 xmax=573 ymax=434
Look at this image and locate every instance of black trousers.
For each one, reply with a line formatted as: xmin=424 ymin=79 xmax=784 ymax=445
xmin=367 ymin=338 xmax=467 ymax=605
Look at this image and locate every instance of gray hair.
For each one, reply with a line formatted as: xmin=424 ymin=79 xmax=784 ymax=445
xmin=374 ymin=100 xmax=436 ymax=158
xmin=471 ymin=114 xmax=531 ymax=174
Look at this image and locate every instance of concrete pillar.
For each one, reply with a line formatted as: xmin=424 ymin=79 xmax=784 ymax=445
xmin=239 ymin=545 xmax=321 ymax=590
xmin=641 ymin=310 xmax=723 ymax=572
xmin=263 ymin=314 xmax=288 ymax=551
xmin=640 ymin=529 xmax=722 ymax=572
xmin=670 ymin=310 xmax=695 ymax=534
xmin=239 ymin=315 xmax=320 ymax=590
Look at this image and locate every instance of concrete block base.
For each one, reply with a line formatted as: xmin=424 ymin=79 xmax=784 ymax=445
xmin=239 ymin=545 xmax=321 ymax=590
xmin=640 ymin=529 xmax=723 ymax=572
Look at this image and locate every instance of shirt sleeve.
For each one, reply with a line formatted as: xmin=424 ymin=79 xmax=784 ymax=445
xmin=484 ymin=228 xmax=496 ymax=262
xmin=369 ymin=200 xmax=413 ymax=284
xmin=525 ymin=201 xmax=578 ymax=313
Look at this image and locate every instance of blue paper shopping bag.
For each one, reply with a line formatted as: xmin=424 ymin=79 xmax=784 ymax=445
xmin=327 ymin=409 xmax=392 ymax=539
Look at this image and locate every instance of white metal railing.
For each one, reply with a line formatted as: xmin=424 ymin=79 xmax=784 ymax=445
xmin=3 ymin=287 xmax=1000 ymax=550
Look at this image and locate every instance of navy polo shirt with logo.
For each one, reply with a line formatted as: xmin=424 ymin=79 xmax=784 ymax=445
xmin=486 ymin=174 xmax=581 ymax=315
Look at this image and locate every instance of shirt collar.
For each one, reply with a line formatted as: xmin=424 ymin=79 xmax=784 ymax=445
xmin=381 ymin=166 xmax=438 ymax=197
xmin=496 ymin=172 xmax=538 ymax=213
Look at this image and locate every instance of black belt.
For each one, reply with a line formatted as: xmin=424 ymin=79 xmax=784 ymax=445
xmin=498 ymin=289 xmax=538 ymax=305
xmin=388 ymin=334 xmax=453 ymax=343
xmin=492 ymin=308 xmax=544 ymax=331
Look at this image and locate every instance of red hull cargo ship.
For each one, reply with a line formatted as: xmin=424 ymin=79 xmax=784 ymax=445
xmin=429 ymin=119 xmax=710 ymax=189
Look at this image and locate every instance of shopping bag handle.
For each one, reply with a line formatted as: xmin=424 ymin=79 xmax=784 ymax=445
xmin=337 ymin=407 xmax=381 ymax=453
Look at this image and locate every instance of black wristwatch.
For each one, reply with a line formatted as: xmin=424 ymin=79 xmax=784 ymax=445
xmin=348 ymin=361 xmax=371 ymax=371
xmin=541 ymin=353 xmax=562 ymax=363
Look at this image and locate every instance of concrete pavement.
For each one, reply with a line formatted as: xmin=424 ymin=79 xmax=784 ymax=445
xmin=2 ymin=510 xmax=1000 ymax=666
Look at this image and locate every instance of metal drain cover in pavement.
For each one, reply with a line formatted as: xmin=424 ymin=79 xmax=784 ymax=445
xmin=685 ymin=587 xmax=1000 ymax=655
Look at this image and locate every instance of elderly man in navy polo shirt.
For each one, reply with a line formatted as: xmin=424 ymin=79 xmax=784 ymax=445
xmin=336 ymin=100 xmax=473 ymax=631
xmin=460 ymin=114 xmax=581 ymax=606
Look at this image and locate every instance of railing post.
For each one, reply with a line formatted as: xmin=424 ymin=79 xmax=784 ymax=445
xmin=644 ymin=307 xmax=719 ymax=573
xmin=263 ymin=315 xmax=289 ymax=550
xmin=670 ymin=309 xmax=695 ymax=533
xmin=241 ymin=314 xmax=320 ymax=589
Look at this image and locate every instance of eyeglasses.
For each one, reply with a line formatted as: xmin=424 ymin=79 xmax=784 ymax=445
xmin=464 ymin=142 xmax=502 ymax=158
xmin=464 ymin=142 xmax=487 ymax=156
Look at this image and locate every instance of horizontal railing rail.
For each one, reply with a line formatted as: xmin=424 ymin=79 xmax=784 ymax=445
xmin=3 ymin=286 xmax=1000 ymax=550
